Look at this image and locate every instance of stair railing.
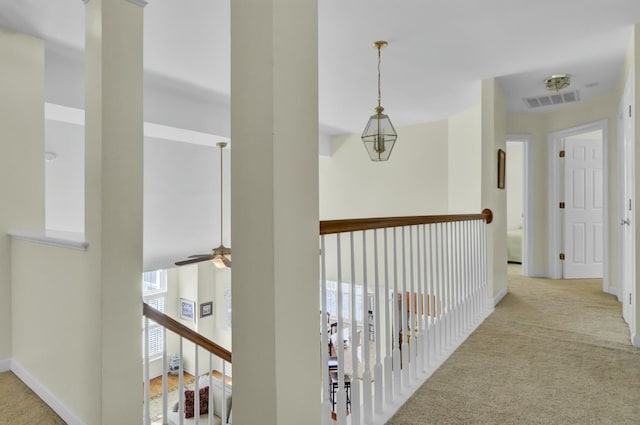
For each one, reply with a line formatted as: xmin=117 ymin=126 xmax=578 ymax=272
xmin=143 ymin=303 xmax=232 ymax=425
xmin=319 ymin=209 xmax=493 ymax=425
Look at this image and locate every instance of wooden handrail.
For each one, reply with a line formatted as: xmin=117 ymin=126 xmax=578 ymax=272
xmin=143 ymin=303 xmax=232 ymax=364
xmin=320 ymin=208 xmax=493 ymax=235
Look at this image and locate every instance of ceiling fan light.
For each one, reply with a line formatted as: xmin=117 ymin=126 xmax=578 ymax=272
xmin=212 ymin=256 xmax=227 ymax=269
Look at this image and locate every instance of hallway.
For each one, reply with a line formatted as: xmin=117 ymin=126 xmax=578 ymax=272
xmin=387 ymin=264 xmax=640 ymax=424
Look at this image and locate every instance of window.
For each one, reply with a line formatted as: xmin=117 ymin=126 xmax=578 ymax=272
xmin=323 ymin=280 xmax=364 ymax=321
xmin=143 ymin=270 xmax=167 ymax=358
xmin=224 ymin=280 xmax=232 ymax=328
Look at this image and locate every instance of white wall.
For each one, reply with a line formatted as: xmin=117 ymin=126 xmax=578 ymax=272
xmin=448 ymin=106 xmax=482 ymax=213
xmin=0 ymin=26 xmax=46 ymax=365
xmin=481 ymin=79 xmax=508 ymax=303
xmin=12 ymin=241 xmax=99 ymax=423
xmin=506 ymin=141 xmax=524 ymax=231
xmin=320 ymin=120 xmax=450 ymax=220
xmin=44 ymin=127 xmax=231 ymax=272
xmin=45 ymin=120 xmax=84 ymax=233
xmin=507 ymin=92 xmax=618 ymax=279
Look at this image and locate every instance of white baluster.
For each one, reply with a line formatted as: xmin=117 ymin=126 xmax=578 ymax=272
xmin=400 ymin=227 xmax=409 ymax=388
xmin=336 ymin=235 xmax=347 ymax=425
xmin=482 ymin=219 xmax=489 ymax=312
xmin=320 ymin=235 xmax=332 ymax=425
xmin=162 ymin=328 xmax=168 ymax=422
xmin=194 ymin=346 xmax=200 ymax=424
xmin=392 ymin=227 xmax=401 ymax=396
xmin=209 ymin=354 xmax=213 ymax=425
xmin=361 ymin=231 xmax=372 ymax=424
xmin=349 ymin=232 xmax=361 ymax=425
xmin=221 ymin=361 xmax=227 ymax=425
xmin=144 ymin=317 xmax=150 ymax=425
xmin=179 ymin=337 xmax=184 ymax=425
xmin=373 ymin=230 xmax=384 ymax=413
xmin=408 ymin=226 xmax=417 ymax=383
xmin=383 ymin=228 xmax=394 ymax=404
xmin=427 ymin=224 xmax=435 ymax=365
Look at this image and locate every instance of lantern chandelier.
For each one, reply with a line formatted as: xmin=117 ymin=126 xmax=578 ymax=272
xmin=361 ymin=40 xmax=398 ymax=162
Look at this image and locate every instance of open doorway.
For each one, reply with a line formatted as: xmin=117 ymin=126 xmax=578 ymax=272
xmin=506 ymin=135 xmax=533 ymax=276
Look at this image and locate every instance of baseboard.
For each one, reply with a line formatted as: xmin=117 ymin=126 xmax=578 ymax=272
xmin=0 ymin=357 xmax=10 ymax=372
xmin=494 ymin=287 xmax=507 ymax=306
xmin=11 ymin=360 xmax=86 ymax=425
xmin=632 ymin=334 xmax=640 ymax=348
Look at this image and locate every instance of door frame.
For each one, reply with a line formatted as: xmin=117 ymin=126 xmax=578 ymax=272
xmin=506 ymin=134 xmax=533 ymax=276
xmin=547 ymin=119 xmax=609 ymax=283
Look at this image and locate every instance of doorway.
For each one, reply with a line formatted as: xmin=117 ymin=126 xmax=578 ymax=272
xmin=548 ymin=120 xmax=608 ymax=281
xmin=506 ymin=135 xmax=533 ymax=276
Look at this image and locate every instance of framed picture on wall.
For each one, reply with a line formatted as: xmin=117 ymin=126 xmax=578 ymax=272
xmin=498 ymin=149 xmax=506 ymax=189
xmin=180 ymin=298 xmax=195 ymax=321
xmin=200 ymin=301 xmax=213 ymax=318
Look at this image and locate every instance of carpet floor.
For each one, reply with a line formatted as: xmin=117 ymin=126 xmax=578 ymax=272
xmin=0 ymin=371 xmax=65 ymax=425
xmin=1 ymin=265 xmax=638 ymax=425
xmin=386 ymin=264 xmax=640 ymax=425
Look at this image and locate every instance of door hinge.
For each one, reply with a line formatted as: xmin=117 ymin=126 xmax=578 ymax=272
xmin=559 ymin=202 xmax=565 ymax=209
xmin=559 ymin=150 xmax=565 ymax=158
xmin=630 ymin=105 xmax=632 ymax=118
xmin=559 ymin=253 xmax=565 ymax=260
xmin=630 ymin=293 xmax=633 ymax=305
xmin=629 ymin=199 xmax=632 ymax=212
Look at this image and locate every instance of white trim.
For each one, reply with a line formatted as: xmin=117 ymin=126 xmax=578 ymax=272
xmin=9 ymin=230 xmax=89 ymax=251
xmin=0 ymin=358 xmax=10 ymax=372
xmin=632 ymin=334 xmax=640 ymax=348
xmin=44 ymin=102 xmax=229 ymax=148
xmin=11 ymin=360 xmax=87 ymax=425
xmin=506 ymin=134 xmax=534 ymax=277
xmin=548 ymin=119 xmax=609 ymax=280
xmin=81 ymin=0 xmax=148 ymax=5
xmin=127 ymin=0 xmax=148 ymax=7
xmin=493 ymin=287 xmax=507 ymax=306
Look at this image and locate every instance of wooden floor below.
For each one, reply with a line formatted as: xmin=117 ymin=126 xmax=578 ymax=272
xmin=148 ymin=370 xmax=231 ymax=399
xmin=149 ymin=372 xmax=195 ymax=399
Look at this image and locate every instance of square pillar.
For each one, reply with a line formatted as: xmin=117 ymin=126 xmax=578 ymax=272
xmin=84 ymin=0 xmax=145 ymax=423
xmin=231 ymin=1 xmax=320 ymax=424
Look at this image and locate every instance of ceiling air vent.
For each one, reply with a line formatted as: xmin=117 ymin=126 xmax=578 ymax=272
xmin=523 ymin=90 xmax=580 ymax=109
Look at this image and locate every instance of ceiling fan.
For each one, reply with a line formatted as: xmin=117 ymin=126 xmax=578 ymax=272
xmin=175 ymin=141 xmax=231 ymax=268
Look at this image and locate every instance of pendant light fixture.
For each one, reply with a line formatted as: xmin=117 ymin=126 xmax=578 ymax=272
xmin=361 ymin=40 xmax=398 ymax=161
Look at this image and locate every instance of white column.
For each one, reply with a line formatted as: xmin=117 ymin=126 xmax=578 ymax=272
xmin=0 ymin=28 xmax=45 ymax=362
xmin=84 ymin=0 xmax=145 ymax=423
xmin=230 ymin=0 xmax=320 ymax=424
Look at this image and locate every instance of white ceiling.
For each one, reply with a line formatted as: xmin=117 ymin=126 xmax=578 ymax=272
xmin=1 ymin=0 xmax=640 ymax=136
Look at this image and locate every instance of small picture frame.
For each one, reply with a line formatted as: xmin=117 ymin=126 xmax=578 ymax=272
xmin=497 ymin=148 xmax=506 ymax=189
xmin=200 ymin=301 xmax=213 ymax=318
xmin=180 ymin=298 xmax=196 ymax=321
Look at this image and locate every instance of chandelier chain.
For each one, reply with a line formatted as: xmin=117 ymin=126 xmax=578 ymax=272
xmin=377 ymin=45 xmax=382 ymax=109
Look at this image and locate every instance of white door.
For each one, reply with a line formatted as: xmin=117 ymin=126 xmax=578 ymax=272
xmin=619 ymin=74 xmax=635 ymax=325
xmin=563 ymin=137 xmax=604 ymax=278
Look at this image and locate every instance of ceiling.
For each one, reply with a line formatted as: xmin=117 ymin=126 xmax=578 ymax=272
xmin=2 ymin=0 xmax=640 ymax=138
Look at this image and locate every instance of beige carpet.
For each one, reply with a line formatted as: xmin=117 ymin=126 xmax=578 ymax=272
xmin=387 ymin=264 xmax=640 ymax=425
xmin=0 ymin=371 xmax=65 ymax=425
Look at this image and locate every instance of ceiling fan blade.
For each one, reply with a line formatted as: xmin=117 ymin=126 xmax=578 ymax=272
xmin=188 ymin=254 xmax=212 ymax=258
xmin=221 ymin=256 xmax=232 ymax=268
xmin=175 ymin=255 xmax=214 ymax=266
